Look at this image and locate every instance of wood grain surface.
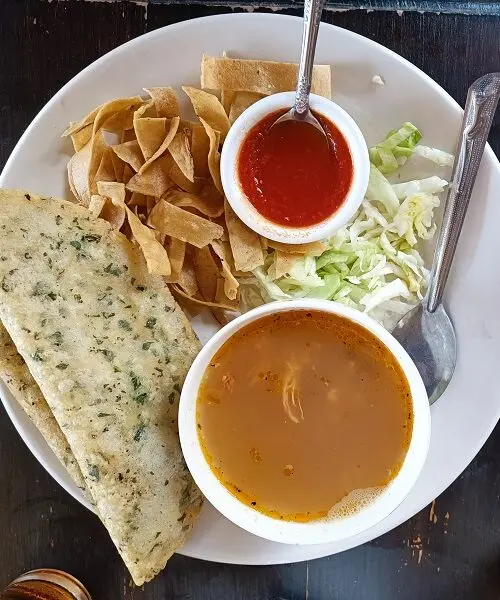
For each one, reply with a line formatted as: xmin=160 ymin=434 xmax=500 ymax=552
xmin=1 ymin=2 xmax=499 ymax=599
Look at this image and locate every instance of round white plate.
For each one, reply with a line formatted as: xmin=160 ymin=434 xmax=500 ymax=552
xmin=1 ymin=13 xmax=499 ymax=566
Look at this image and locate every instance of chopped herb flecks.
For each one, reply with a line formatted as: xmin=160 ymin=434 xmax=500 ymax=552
xmin=70 ymin=240 xmax=82 ymax=250
xmin=83 ymin=234 xmax=101 ymax=242
xmin=130 ymin=372 xmax=141 ymax=391
xmin=104 ymin=263 xmax=122 ymax=276
xmin=118 ymin=320 xmax=132 ymax=331
xmin=87 ymin=464 xmax=100 ymax=482
xmin=56 ymin=363 xmax=68 ymax=370
xmin=133 ymin=422 xmax=147 ymax=442
xmin=134 ymin=392 xmax=149 ymax=405
xmin=97 ymin=349 xmax=115 ymax=362
xmin=32 ymin=350 xmax=44 ymax=362
xmin=146 ymin=317 xmax=157 ymax=329
xmin=49 ymin=331 xmax=63 ymax=346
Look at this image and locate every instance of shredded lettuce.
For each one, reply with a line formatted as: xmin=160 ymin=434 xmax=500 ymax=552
xmin=413 ymin=145 xmax=454 ymax=167
xmin=368 ymin=122 xmax=422 ymax=174
xmin=240 ymin=123 xmax=453 ymax=330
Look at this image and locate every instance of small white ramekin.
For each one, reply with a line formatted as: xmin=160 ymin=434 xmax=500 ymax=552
xmin=220 ymin=92 xmax=370 ymax=244
xmin=179 ymin=299 xmax=431 ymax=545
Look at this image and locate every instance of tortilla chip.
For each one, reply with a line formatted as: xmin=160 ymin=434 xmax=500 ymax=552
xmin=138 ymin=116 xmax=180 ymax=175
xmin=199 ymin=118 xmax=222 ymax=193
xmin=171 ymin=284 xmax=237 ymax=312
xmin=134 ymin=98 xmax=157 ymax=120
xmin=266 ymin=239 xmax=327 ymax=256
xmin=87 ymin=129 xmax=108 ymax=196
xmin=89 ymin=194 xmax=107 ymax=217
xmin=108 ymin=152 xmax=124 ymax=182
xmin=182 ymin=86 xmax=230 ymax=141
xmin=228 ymin=91 xmax=263 ymax=124
xmin=177 ymin=252 xmax=199 ymax=297
xmin=190 ymin=123 xmax=211 ymax=178
xmin=95 ymin=148 xmax=117 ymax=183
xmin=63 ymin=105 xmax=102 ymax=137
xmin=167 ymin=187 xmax=224 ymax=218
xmin=211 ymin=240 xmax=239 ymax=300
xmin=97 ymin=181 xmax=126 ymax=204
xmin=70 ymin=123 xmax=93 ymax=152
xmin=164 ymin=238 xmax=186 ymax=283
xmin=144 ymin=87 xmax=180 ymax=119
xmin=201 ymin=55 xmax=332 ymax=99
xmin=168 ymin=131 xmax=195 ymax=182
xmin=192 ymin=246 xmax=220 ymax=301
xmin=121 ymin=164 xmax=135 ymax=185
xmin=271 ymin=251 xmax=301 ymax=279
xmin=148 ymin=200 xmax=223 ymax=248
xmin=99 ymin=196 xmax=126 ymax=229
xmin=127 ymin=207 xmax=171 ymax=276
xmin=126 ymin=156 xmax=174 ymax=197
xmin=169 ymin=164 xmax=202 ymax=195
xmin=221 ymin=90 xmax=236 ymax=115
xmin=128 ymin=192 xmax=148 ymax=207
xmin=68 ymin=133 xmax=101 ymax=206
xmin=103 ymin=104 xmax=144 ymax=134
xmin=214 ymin=277 xmax=239 ymax=310
xmin=224 ymin=199 xmax=264 ymax=271
xmin=96 ymin=181 xmax=127 ymax=229
xmin=112 ymin=140 xmax=145 ymax=173
xmin=94 ymin=97 xmax=145 ymax=133
xmin=121 ymin=128 xmax=137 ymax=143
xmin=134 ymin=117 xmax=168 ymax=161
xmin=97 ymin=181 xmax=171 ymax=276
xmin=67 ymin=142 xmax=90 ymax=205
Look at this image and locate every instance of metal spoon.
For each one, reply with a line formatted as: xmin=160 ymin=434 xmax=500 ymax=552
xmin=272 ymin=0 xmax=327 ymax=135
xmin=392 ymin=72 xmax=500 ymax=405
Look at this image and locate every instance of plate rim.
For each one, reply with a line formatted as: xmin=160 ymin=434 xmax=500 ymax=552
xmin=1 ymin=12 xmax=499 ymax=566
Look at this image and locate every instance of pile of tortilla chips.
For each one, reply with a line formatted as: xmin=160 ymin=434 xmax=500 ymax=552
xmin=64 ymin=54 xmax=332 ymax=319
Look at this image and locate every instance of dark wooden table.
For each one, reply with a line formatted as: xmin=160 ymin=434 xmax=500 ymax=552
xmin=1 ymin=1 xmax=500 ymax=599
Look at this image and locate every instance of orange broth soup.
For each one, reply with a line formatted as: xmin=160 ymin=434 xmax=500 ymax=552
xmin=196 ymin=310 xmax=413 ymax=522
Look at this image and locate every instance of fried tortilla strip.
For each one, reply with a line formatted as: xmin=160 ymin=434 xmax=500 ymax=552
xmin=182 ymin=86 xmax=230 ymax=141
xmin=134 ymin=117 xmax=168 ymax=161
xmin=148 ymin=200 xmax=224 ymax=248
xmin=126 ymin=156 xmax=175 ymax=197
xmin=190 ymin=123 xmax=211 ymax=178
xmin=224 ymin=199 xmax=264 ymax=272
xmin=270 ymin=251 xmax=301 ymax=279
xmin=112 ymin=140 xmax=145 ymax=173
xmin=0 ymin=322 xmax=90 ymax=498
xmin=138 ymin=116 xmax=180 ymax=175
xmin=0 ymin=189 xmax=203 ymax=586
xmin=199 ymin=118 xmax=222 ymax=193
xmin=168 ymin=131 xmax=195 ymax=182
xmin=228 ymin=91 xmax=263 ymax=124
xmin=144 ymin=87 xmax=180 ymax=119
xmin=201 ymin=55 xmax=332 ymax=99
xmin=266 ymin=239 xmax=327 ymax=256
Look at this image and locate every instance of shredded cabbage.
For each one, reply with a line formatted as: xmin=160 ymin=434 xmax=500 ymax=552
xmin=240 ymin=123 xmax=453 ymax=330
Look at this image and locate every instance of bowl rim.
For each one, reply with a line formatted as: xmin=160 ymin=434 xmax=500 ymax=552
xmin=179 ymin=299 xmax=431 ymax=545
xmin=220 ymin=92 xmax=370 ymax=245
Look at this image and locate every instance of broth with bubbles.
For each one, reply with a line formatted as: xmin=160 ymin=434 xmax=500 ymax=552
xmin=197 ymin=310 xmax=413 ymax=522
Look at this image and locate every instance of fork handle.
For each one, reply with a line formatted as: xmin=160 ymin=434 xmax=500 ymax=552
xmin=294 ymin=0 xmax=326 ymax=118
xmin=427 ymin=73 xmax=500 ymax=312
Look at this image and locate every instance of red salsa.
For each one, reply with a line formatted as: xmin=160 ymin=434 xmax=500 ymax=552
xmin=237 ymin=109 xmax=353 ymax=228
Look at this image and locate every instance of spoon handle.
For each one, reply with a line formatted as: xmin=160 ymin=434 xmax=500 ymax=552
xmin=294 ymin=0 xmax=326 ymax=118
xmin=427 ymin=73 xmax=500 ymax=313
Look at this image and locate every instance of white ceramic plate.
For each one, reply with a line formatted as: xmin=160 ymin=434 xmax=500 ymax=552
xmin=1 ymin=13 xmax=499 ymax=566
